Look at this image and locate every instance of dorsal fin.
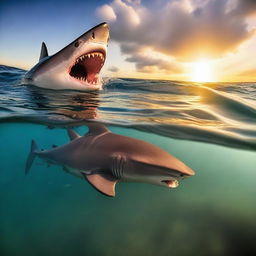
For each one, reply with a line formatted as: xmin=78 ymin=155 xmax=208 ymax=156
xmin=67 ymin=129 xmax=80 ymax=141
xmin=39 ymin=42 xmax=48 ymax=61
xmin=86 ymin=123 xmax=110 ymax=136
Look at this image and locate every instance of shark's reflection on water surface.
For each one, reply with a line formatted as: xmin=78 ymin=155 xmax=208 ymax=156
xmin=26 ymin=86 xmax=100 ymax=122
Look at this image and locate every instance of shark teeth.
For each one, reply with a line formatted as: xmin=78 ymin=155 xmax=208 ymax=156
xmin=74 ymin=52 xmax=105 ymax=65
xmin=70 ymin=51 xmax=105 ymax=86
xmin=73 ymin=77 xmax=99 ymax=85
xmin=77 ymin=52 xmax=105 ymax=61
xmin=162 ymin=180 xmax=179 ymax=188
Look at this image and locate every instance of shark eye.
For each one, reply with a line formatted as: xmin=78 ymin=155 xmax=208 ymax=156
xmin=74 ymin=41 xmax=80 ymax=48
xmin=92 ymin=32 xmax=95 ymax=39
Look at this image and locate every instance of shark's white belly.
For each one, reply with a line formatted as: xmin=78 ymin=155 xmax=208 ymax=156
xmin=62 ymin=165 xmax=84 ymax=179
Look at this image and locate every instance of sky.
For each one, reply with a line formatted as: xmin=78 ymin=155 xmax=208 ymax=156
xmin=0 ymin=0 xmax=256 ymax=82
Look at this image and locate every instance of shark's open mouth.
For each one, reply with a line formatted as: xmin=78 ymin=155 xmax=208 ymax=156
xmin=162 ymin=180 xmax=179 ymax=188
xmin=69 ymin=51 xmax=105 ymax=85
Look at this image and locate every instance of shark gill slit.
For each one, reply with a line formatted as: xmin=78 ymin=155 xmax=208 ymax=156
xmin=112 ymin=154 xmax=125 ymax=179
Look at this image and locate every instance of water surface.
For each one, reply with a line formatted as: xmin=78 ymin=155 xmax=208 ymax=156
xmin=1 ymin=65 xmax=256 ymax=150
xmin=1 ymin=65 xmax=256 ymax=256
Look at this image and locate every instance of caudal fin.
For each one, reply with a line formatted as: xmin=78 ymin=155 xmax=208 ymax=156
xmin=25 ymin=140 xmax=38 ymax=175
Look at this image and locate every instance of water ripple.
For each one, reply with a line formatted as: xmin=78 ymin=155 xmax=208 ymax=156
xmin=0 ymin=65 xmax=256 ymax=151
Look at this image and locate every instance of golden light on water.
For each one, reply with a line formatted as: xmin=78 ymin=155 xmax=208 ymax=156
xmin=190 ymin=60 xmax=215 ymax=82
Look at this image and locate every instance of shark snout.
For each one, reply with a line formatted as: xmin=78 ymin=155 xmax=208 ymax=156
xmin=180 ymin=167 xmax=195 ymax=177
xmin=93 ymin=22 xmax=109 ymax=44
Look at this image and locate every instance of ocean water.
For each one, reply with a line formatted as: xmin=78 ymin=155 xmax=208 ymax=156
xmin=1 ymin=65 xmax=256 ymax=256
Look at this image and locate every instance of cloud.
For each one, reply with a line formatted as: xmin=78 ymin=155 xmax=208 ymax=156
xmin=96 ymin=4 xmax=117 ymax=22
xmin=124 ymin=0 xmax=141 ymax=5
xmin=118 ymin=42 xmax=183 ymax=73
xmin=238 ymin=68 xmax=256 ymax=77
xmin=97 ymin=0 xmax=256 ymax=73
xmin=230 ymin=0 xmax=256 ymax=17
xmin=108 ymin=66 xmax=119 ymax=72
xmin=97 ymin=0 xmax=140 ymax=26
xmin=125 ymin=49 xmax=183 ymax=73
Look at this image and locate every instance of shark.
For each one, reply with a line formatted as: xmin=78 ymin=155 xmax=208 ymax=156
xmin=23 ymin=23 xmax=109 ymax=90
xmin=25 ymin=124 xmax=195 ymax=197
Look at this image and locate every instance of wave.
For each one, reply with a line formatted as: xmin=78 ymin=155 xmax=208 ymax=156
xmin=0 ymin=65 xmax=256 ymax=151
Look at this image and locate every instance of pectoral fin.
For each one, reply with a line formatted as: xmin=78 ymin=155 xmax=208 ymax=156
xmin=81 ymin=172 xmax=117 ymax=197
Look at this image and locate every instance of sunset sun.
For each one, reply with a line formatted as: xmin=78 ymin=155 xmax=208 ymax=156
xmin=190 ymin=60 xmax=215 ymax=82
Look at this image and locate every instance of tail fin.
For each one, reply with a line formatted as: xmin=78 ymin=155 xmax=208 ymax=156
xmin=25 ymin=140 xmax=38 ymax=175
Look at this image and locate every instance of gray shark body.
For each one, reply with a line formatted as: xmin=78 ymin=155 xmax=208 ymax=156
xmin=26 ymin=124 xmax=195 ymax=197
xmin=24 ymin=23 xmax=109 ymax=90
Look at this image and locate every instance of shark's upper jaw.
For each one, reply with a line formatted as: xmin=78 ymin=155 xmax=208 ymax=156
xmin=69 ymin=49 xmax=106 ymax=86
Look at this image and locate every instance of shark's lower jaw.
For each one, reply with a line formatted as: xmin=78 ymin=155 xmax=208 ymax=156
xmin=162 ymin=179 xmax=179 ymax=188
xmin=69 ymin=51 xmax=105 ymax=86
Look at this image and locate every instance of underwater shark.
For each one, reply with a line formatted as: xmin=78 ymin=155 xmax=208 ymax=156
xmin=25 ymin=124 xmax=195 ymax=197
xmin=24 ymin=23 xmax=109 ymax=90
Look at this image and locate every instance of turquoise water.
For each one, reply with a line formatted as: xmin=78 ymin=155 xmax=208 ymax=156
xmin=1 ymin=124 xmax=256 ymax=256
xmin=1 ymin=65 xmax=256 ymax=255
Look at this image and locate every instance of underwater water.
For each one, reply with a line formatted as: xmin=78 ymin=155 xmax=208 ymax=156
xmin=1 ymin=65 xmax=256 ymax=256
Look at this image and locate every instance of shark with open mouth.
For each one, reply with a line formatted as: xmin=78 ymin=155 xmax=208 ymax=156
xmin=24 ymin=23 xmax=109 ymax=90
